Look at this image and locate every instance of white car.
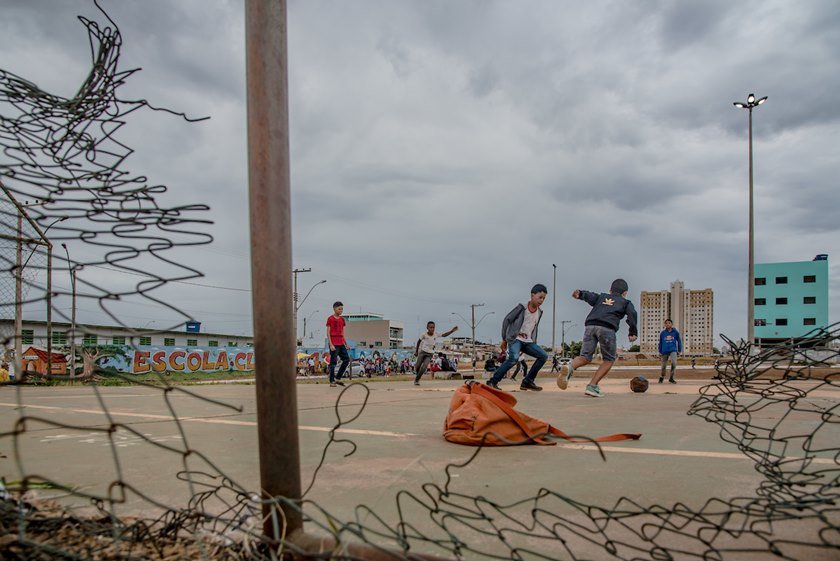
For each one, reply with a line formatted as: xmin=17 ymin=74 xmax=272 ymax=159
xmin=347 ymin=360 xmax=364 ymax=378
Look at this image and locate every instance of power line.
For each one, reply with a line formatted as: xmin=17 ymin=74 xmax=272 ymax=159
xmin=87 ymin=263 xmax=251 ymax=292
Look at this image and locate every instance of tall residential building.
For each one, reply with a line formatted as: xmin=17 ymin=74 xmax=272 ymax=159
xmin=753 ymin=255 xmax=829 ymax=345
xmin=640 ymin=281 xmax=714 ymax=355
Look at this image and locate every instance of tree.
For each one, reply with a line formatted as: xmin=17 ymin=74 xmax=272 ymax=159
xmin=564 ymin=340 xmax=582 ymax=358
xmin=628 ymin=344 xmax=640 ymax=353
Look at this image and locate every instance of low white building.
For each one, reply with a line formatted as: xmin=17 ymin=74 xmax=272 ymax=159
xmin=0 ymin=319 xmax=253 ymax=350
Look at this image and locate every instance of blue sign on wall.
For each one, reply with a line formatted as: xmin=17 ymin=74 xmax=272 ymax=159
xmin=186 ymin=321 xmax=201 ymax=333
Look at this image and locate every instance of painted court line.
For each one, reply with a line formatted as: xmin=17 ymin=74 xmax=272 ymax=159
xmin=556 ymin=443 xmax=836 ymax=464
xmin=0 ymin=402 xmax=416 ymax=438
xmin=2 ymin=401 xmax=835 ymax=464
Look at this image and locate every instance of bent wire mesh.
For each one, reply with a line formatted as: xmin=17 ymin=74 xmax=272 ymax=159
xmin=1 ymin=4 xmax=839 ymax=561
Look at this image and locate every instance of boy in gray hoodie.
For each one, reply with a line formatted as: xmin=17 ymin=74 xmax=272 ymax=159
xmin=486 ymin=284 xmax=548 ymax=391
xmin=557 ymin=278 xmax=638 ymax=397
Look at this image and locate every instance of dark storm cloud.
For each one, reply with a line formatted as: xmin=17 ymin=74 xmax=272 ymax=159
xmin=657 ymin=1 xmax=735 ymax=51
xmin=3 ymin=0 xmax=837 ymax=343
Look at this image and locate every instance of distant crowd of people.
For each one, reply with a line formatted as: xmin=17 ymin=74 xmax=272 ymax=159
xmin=314 ymin=282 xmax=704 ymax=395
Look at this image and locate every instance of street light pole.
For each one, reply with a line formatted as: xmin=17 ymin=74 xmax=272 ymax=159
xmin=303 ymin=309 xmax=320 ymax=342
xmin=552 ymin=264 xmax=557 ymax=352
xmin=733 ymin=93 xmax=767 ymax=346
xmin=471 ymin=303 xmax=482 ymax=369
xmin=292 ymin=268 xmax=310 ymax=346
xmin=560 ymin=320 xmax=574 ymax=357
xmin=295 ymin=279 xmax=326 ymax=344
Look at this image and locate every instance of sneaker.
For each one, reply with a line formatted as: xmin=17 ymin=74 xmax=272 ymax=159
xmin=330 ymin=383 xmax=337 ymax=387
xmin=486 ymin=381 xmax=501 ymax=390
xmin=413 ymin=381 xmax=420 ymax=386
xmin=584 ymin=384 xmax=604 ymax=398
xmin=669 ymin=379 xmax=677 ymax=384
xmin=556 ymin=364 xmax=574 ymax=390
xmin=335 ymin=380 xmax=345 ymax=387
xmin=658 ymin=377 xmax=664 ymax=384
xmin=520 ymin=380 xmax=543 ymax=391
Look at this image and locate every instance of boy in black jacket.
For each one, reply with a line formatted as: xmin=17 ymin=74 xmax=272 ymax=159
xmin=557 ymin=279 xmax=638 ymax=397
xmin=486 ymin=284 xmax=549 ymax=391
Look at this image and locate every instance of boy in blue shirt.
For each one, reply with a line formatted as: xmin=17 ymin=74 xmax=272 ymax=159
xmin=557 ymin=279 xmax=638 ymax=397
xmin=658 ymin=319 xmax=682 ymax=384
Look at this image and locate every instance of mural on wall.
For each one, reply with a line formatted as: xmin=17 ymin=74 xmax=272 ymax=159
xmin=297 ymin=346 xmax=414 ymax=363
xmin=99 ymin=346 xmax=255 ymax=374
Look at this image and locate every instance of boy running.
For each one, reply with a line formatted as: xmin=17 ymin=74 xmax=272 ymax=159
xmin=326 ymin=301 xmax=350 ymax=387
xmin=557 ymin=279 xmax=638 ymax=397
xmin=414 ymin=321 xmax=458 ymax=385
xmin=486 ymin=284 xmax=549 ymax=391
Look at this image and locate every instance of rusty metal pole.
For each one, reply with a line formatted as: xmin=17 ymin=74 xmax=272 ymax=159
xmin=15 ymin=213 xmax=23 ymax=381
xmin=245 ymin=0 xmax=303 ymax=538
xmin=46 ymin=243 xmax=52 ymax=377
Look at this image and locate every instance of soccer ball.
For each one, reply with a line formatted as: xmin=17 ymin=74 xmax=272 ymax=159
xmin=630 ymin=376 xmax=649 ymax=393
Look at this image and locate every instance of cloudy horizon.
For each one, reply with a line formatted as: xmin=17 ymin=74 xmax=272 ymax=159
xmin=2 ymin=0 xmax=838 ymax=350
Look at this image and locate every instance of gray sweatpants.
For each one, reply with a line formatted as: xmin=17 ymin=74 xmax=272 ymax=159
xmin=414 ymin=351 xmax=433 ymax=382
xmin=660 ymin=351 xmax=677 ymax=380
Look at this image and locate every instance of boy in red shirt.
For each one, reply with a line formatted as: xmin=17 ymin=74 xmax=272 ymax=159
xmin=326 ymin=301 xmax=349 ymax=387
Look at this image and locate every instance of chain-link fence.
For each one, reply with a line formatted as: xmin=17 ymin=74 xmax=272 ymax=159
xmin=1 ymin=3 xmax=838 ymax=561
xmin=0 ymin=186 xmax=52 ymax=380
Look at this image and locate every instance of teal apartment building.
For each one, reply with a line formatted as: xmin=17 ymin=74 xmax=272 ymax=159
xmin=753 ymin=255 xmax=829 ymax=345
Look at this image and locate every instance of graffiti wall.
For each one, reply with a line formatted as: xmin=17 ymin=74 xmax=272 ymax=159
xmin=298 ymin=346 xmax=414 ymax=362
xmin=99 ymin=346 xmax=255 ymax=374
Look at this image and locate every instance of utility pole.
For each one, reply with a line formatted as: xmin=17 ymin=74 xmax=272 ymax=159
xmin=292 ymin=267 xmax=310 ymax=346
xmin=552 ymin=264 xmax=557 ymax=352
xmin=452 ymin=306 xmax=493 ymax=371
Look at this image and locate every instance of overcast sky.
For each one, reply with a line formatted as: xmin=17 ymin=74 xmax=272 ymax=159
xmin=2 ymin=0 xmax=838 ymax=349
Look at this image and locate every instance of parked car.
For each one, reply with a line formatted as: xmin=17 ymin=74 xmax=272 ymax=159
xmin=347 ymin=360 xmax=364 ymax=378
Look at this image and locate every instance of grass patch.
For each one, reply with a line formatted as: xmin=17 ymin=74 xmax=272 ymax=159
xmin=35 ymin=370 xmax=256 ymax=386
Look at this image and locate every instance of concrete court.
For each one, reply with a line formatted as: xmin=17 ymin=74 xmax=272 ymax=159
xmin=1 ymin=374 xmax=838 ymax=556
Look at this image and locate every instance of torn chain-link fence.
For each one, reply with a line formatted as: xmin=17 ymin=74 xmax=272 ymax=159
xmin=1 ymin=3 xmax=839 ymax=561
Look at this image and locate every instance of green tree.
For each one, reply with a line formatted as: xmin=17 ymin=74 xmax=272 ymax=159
xmin=564 ymin=340 xmax=582 ymax=357
xmin=628 ymin=344 xmax=640 ymax=353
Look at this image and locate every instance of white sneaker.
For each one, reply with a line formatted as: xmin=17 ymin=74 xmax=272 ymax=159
xmin=556 ymin=364 xmax=574 ymax=390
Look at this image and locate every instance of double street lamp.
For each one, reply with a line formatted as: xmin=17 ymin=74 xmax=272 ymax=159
xmin=733 ymin=92 xmax=767 ymax=346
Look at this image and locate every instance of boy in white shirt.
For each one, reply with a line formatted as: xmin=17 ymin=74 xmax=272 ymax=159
xmin=486 ymin=284 xmax=549 ymax=391
xmin=413 ymin=321 xmax=458 ymax=385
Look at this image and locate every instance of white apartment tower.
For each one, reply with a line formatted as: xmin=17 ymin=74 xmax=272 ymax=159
xmin=640 ymin=281 xmax=714 ymax=355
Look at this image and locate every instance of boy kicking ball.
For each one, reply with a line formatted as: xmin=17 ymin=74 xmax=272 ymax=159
xmin=486 ymin=284 xmax=549 ymax=391
xmin=557 ymin=279 xmax=638 ymax=397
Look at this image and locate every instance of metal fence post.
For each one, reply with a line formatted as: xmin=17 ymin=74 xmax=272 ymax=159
xmin=245 ymin=0 xmax=303 ymax=538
